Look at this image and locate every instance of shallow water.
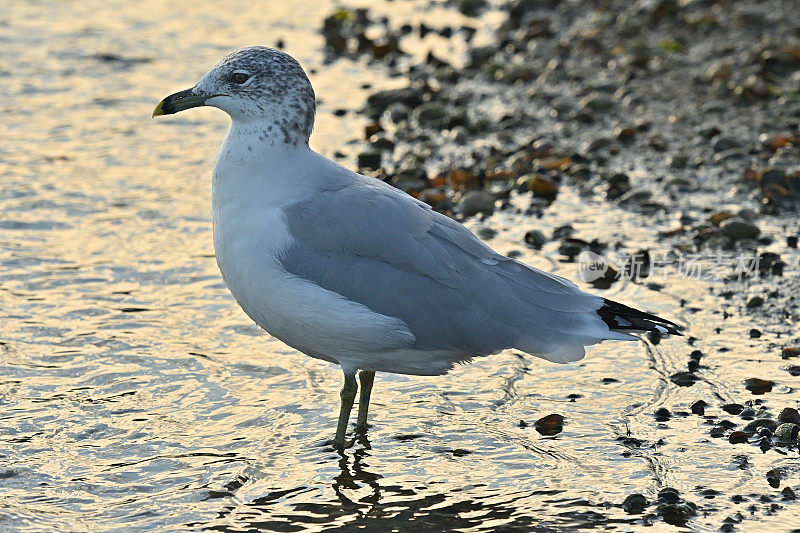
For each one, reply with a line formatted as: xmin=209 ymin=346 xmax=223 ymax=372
xmin=2 ymin=1 xmax=800 ymax=531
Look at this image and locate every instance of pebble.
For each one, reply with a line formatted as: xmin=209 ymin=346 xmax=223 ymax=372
xmin=781 ymin=347 xmax=800 ymax=359
xmin=743 ymin=418 xmax=778 ymax=435
xmin=773 ymin=423 xmax=800 ymax=443
xmin=722 ymin=404 xmax=744 ymax=415
xmin=777 ymin=408 xmax=800 ymax=425
xmin=668 ymin=153 xmax=689 ymax=169
xmin=520 ymin=175 xmax=558 ymax=200
xmin=654 ymin=407 xmax=672 ymax=421
xmin=456 ymin=191 xmax=495 ymax=217
xmin=670 ymin=372 xmax=699 ymax=387
xmin=744 ymin=378 xmax=774 ymax=394
xmin=414 ymin=102 xmax=448 ymax=126
xmin=534 ymin=414 xmax=564 ymax=436
xmin=690 ymin=400 xmax=708 ymax=415
xmin=767 ymin=468 xmax=783 ymax=489
xmin=784 ymin=365 xmax=800 ymax=376
xmin=710 ymin=427 xmax=726 ymax=438
xmin=720 ymin=218 xmax=760 ymax=241
xmin=760 ymin=167 xmax=788 ymax=188
xmin=712 ymin=135 xmax=742 ymax=152
xmin=728 ymin=431 xmax=748 ymax=444
xmin=739 ymin=408 xmax=756 ymax=419
xmin=366 ymin=87 xmax=422 ymax=113
xmin=524 ymin=229 xmax=547 ymax=249
xmin=621 ymin=494 xmax=648 ymax=514
xmin=357 ymin=150 xmax=382 ymax=170
xmin=657 ymin=488 xmax=681 ymax=504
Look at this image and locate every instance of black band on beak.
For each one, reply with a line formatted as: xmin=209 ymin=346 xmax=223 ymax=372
xmin=152 ymin=89 xmax=209 ymax=117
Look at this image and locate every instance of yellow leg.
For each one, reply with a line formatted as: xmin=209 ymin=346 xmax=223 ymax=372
xmin=356 ymin=370 xmax=375 ymax=432
xmin=334 ymin=371 xmax=357 ymax=448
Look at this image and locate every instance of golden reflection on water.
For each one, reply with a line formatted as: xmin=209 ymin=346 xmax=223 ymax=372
xmin=2 ymin=0 xmax=800 ymax=530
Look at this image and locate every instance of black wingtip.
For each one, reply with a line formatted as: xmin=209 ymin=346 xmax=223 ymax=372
xmin=597 ymin=298 xmax=684 ymax=336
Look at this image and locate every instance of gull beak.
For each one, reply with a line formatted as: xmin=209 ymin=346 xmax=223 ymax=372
xmin=152 ymin=88 xmax=210 ymax=117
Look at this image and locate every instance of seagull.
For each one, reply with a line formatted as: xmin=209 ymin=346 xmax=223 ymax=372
xmin=153 ymin=46 xmax=682 ymax=448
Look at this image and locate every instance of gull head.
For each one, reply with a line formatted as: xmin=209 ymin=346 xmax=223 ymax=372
xmin=153 ymin=46 xmax=316 ymax=145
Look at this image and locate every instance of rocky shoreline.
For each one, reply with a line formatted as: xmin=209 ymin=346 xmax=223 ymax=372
xmin=322 ymin=0 xmax=800 ymax=529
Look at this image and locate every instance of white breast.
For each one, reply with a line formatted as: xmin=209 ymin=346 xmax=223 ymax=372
xmin=210 ymin=127 xmax=415 ymax=371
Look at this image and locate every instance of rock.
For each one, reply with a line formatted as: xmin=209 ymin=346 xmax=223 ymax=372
xmin=767 ymin=468 xmax=783 ymax=489
xmin=760 ymin=167 xmax=788 ymax=188
xmin=456 ymin=191 xmax=495 ymax=217
xmin=386 ymin=102 xmax=410 ymax=123
xmin=705 ymin=61 xmax=732 ymax=82
xmin=657 ymin=488 xmax=681 ymax=504
xmin=778 ymin=408 xmax=800 ymax=425
xmin=468 ymin=45 xmax=496 ymax=66
xmin=526 ymin=175 xmax=558 ymax=200
xmin=524 ymin=229 xmax=547 ymax=249
xmin=370 ymin=134 xmax=395 ymax=151
xmin=414 ymin=102 xmax=448 ymax=126
xmin=698 ymin=125 xmax=722 ymax=139
xmin=712 ymin=135 xmax=742 ymax=152
xmin=774 ymin=423 xmax=800 ymax=443
xmin=761 ymin=135 xmax=796 ymax=152
xmin=720 ymin=218 xmax=760 ymax=240
xmin=417 ymin=189 xmax=452 ymax=212
xmin=782 ymin=487 xmax=797 ymax=500
xmin=618 ymin=188 xmax=652 ymax=204
xmin=722 ymin=404 xmax=744 ymax=415
xmin=710 ymin=426 xmax=726 ymax=438
xmin=568 ymin=164 xmax=592 ymax=179
xmin=744 ymin=378 xmax=774 ymax=394
xmin=588 ymin=137 xmax=614 ymax=152
xmin=729 ymin=431 xmax=748 ymax=444
xmin=654 ymin=407 xmax=671 ymax=421
xmin=668 ymin=153 xmax=689 ymax=169
xmin=658 ymin=503 xmax=695 ymax=527
xmin=785 ymin=366 xmax=800 ymax=376
xmin=690 ymin=400 xmax=707 ymax=415
xmin=750 ymin=328 xmax=762 ymax=338
xmin=391 ymin=175 xmax=427 ymax=195
xmin=366 ymin=88 xmax=423 ymax=112
xmin=670 ymin=372 xmax=699 ymax=387
xmin=534 ymin=414 xmax=564 ymax=436
xmin=605 ymin=172 xmax=631 ymax=199
xmin=743 ymin=418 xmax=778 ymax=435
xmin=710 ymin=211 xmax=734 ymax=225
xmin=357 ymin=150 xmax=382 ymax=170
xmin=622 ymin=494 xmax=648 ymax=514
xmin=364 ymin=121 xmax=383 ymax=138
xmin=746 ymin=296 xmax=764 ymax=308
xmin=446 ymin=168 xmax=478 ymax=190
xmin=646 ymin=134 xmax=666 ymax=151
xmin=580 ymin=94 xmax=614 ymax=112
xmin=615 ymin=127 xmax=636 ymax=142
xmin=787 ymin=235 xmax=798 ymax=248
xmin=781 ymin=347 xmax=800 ymax=359
xmin=457 ymin=0 xmax=487 ymax=17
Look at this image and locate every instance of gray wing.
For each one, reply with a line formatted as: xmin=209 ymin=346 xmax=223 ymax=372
xmin=280 ymin=176 xmax=628 ymax=363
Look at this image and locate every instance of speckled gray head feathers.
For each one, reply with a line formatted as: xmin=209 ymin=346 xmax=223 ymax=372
xmin=195 ymin=46 xmax=316 ymax=145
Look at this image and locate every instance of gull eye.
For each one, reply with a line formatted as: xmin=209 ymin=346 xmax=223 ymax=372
xmin=230 ymin=72 xmax=250 ymax=84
